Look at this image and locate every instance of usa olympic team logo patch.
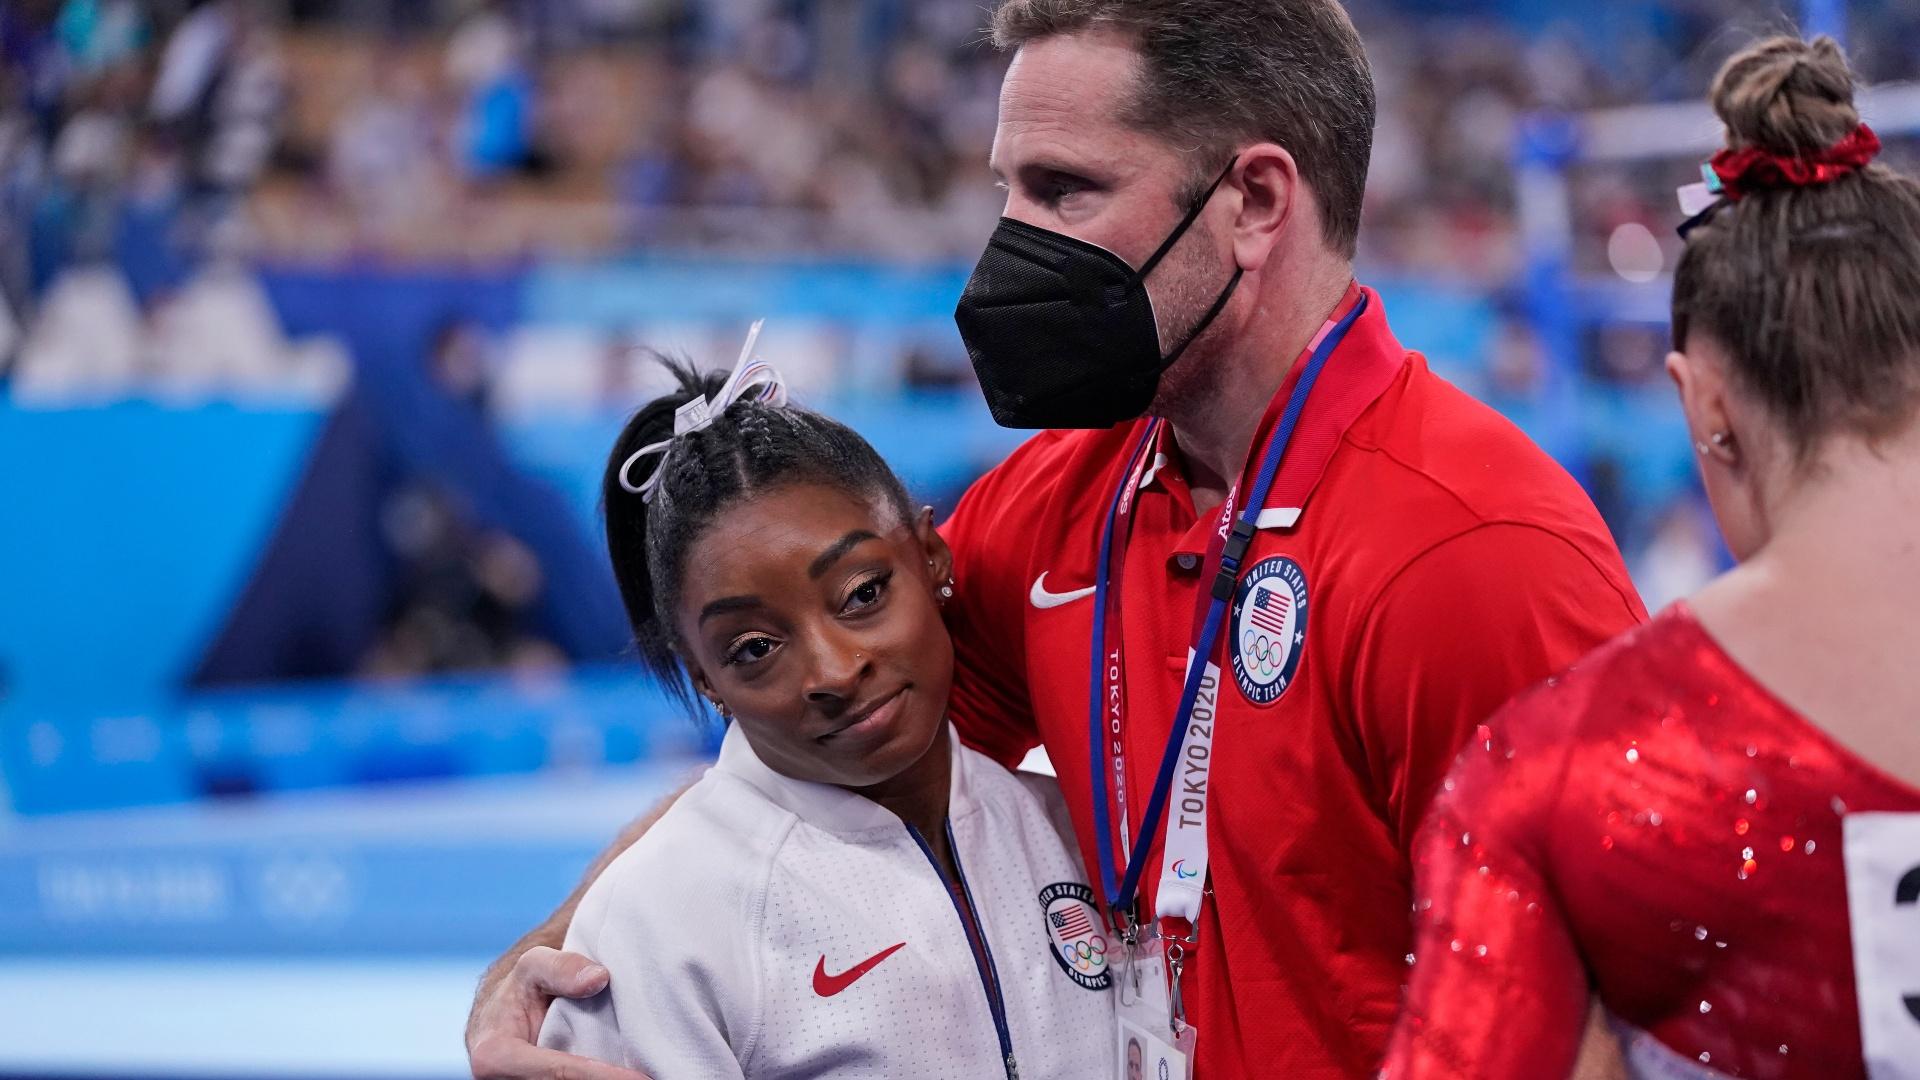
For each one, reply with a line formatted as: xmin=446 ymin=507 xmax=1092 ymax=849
xmin=1037 ymin=882 xmax=1110 ymax=990
xmin=1231 ymin=555 xmax=1308 ymax=705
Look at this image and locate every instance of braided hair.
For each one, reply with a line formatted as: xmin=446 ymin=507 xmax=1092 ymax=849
xmin=604 ymin=356 xmax=915 ymax=709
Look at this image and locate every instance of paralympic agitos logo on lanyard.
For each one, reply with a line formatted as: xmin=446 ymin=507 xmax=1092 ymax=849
xmin=1229 ymin=556 xmax=1309 ymax=705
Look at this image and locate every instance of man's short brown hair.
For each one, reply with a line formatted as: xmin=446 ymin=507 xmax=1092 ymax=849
xmin=991 ymin=0 xmax=1375 ymax=258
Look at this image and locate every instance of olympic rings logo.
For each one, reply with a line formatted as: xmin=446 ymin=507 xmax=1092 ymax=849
xmin=1059 ymin=934 xmax=1108 ymax=972
xmin=1247 ymin=632 xmax=1285 ymax=662
xmin=1240 ymin=628 xmax=1287 ymax=678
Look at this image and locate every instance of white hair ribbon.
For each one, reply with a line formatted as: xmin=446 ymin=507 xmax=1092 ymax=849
xmin=617 ymin=319 xmax=790 ymax=501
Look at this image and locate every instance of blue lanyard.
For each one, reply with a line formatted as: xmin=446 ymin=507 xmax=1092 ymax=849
xmin=1085 ymin=294 xmax=1369 ymax=919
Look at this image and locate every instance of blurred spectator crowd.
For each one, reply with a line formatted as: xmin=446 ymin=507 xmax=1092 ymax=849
xmin=7 ymin=0 xmax=1920 ymax=277
xmin=8 ymin=0 xmax=1920 ymax=654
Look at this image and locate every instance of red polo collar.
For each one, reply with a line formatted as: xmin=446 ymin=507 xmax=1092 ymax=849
xmin=1151 ymin=284 xmax=1409 ymax=556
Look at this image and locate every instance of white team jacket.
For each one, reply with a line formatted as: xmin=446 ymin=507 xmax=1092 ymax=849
xmin=539 ymin=724 xmax=1117 ymax=1079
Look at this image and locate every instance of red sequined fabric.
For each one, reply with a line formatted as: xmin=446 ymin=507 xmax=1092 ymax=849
xmin=1384 ymin=604 xmax=1920 ymax=1079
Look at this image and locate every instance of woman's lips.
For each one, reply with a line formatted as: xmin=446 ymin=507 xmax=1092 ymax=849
xmin=820 ymin=687 xmax=908 ymax=744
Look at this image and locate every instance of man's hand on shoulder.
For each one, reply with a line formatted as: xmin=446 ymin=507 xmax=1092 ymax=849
xmin=467 ymin=783 xmax=698 ymax=1079
xmin=467 ymin=945 xmax=647 ymax=1080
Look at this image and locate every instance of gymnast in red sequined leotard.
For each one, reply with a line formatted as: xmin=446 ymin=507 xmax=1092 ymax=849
xmin=1385 ymin=603 xmax=1920 ymax=1079
xmin=1387 ymin=33 xmax=1920 ymax=1080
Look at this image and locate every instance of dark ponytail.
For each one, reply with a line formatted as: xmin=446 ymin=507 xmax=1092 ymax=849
xmin=602 ymin=354 xmax=914 ymax=710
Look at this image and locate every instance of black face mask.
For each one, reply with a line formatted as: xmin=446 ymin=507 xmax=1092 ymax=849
xmin=954 ymin=161 xmax=1243 ymax=429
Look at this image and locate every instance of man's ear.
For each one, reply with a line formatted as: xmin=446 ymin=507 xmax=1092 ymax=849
xmin=1226 ymin=142 xmax=1299 ymax=274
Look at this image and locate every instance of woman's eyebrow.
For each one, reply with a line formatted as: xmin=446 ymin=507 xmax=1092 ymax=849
xmin=698 ymin=595 xmax=762 ymax=624
xmin=807 ymin=529 xmax=881 ymax=579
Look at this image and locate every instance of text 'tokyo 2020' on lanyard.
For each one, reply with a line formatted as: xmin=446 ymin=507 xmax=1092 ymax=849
xmin=1085 ymin=289 xmax=1369 ymax=1020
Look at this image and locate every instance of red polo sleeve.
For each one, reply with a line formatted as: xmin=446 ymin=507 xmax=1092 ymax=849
xmin=1349 ymin=522 xmax=1646 ymax=852
xmin=938 ymin=442 xmax=1053 ymax=769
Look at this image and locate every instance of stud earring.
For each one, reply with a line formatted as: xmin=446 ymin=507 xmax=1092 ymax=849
xmin=939 ymin=580 xmax=955 ymax=600
xmin=1696 ymin=431 xmax=1733 ymax=457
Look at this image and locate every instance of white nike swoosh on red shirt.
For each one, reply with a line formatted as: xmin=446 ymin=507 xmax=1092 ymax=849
xmin=1030 ymin=572 xmax=1096 ymax=609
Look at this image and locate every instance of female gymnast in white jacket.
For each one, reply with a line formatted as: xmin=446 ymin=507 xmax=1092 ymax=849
xmin=538 ymin=338 xmax=1115 ymax=1079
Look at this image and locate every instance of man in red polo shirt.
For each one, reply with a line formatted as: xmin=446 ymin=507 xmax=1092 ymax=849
xmin=467 ymin=2 xmax=1644 ymax=1078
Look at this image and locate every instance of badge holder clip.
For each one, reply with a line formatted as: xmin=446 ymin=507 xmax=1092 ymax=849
xmin=1113 ymin=916 xmax=1199 ymax=1079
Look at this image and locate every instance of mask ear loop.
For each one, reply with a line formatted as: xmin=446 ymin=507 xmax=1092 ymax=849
xmin=1155 ymin=266 xmax=1245 ymax=373
xmin=1133 ymin=156 xmax=1240 ymax=282
xmin=1133 ymin=156 xmax=1245 ymax=372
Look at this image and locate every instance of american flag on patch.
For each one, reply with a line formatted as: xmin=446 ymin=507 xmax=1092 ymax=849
xmin=1249 ymin=586 xmax=1291 ymax=637
xmin=1049 ymin=904 xmax=1094 ymax=942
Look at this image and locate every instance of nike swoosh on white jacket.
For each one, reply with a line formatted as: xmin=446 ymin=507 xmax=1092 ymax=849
xmin=539 ymin=724 xmax=1116 ymax=1079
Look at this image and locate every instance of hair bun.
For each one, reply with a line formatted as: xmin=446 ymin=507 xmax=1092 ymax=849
xmin=1711 ymin=35 xmax=1860 ymax=158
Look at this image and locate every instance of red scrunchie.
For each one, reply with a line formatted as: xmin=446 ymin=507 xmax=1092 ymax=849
xmin=1709 ymin=123 xmax=1882 ymax=200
